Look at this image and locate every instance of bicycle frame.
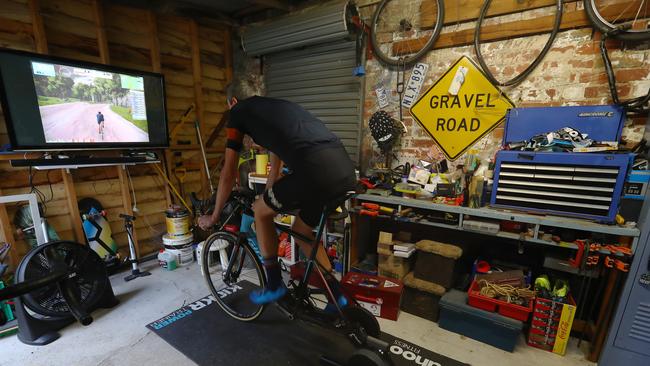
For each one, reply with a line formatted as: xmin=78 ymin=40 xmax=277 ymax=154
xmin=217 ymin=193 xmax=343 ymax=313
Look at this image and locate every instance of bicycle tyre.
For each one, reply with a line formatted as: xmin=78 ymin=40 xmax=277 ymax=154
xmin=584 ymin=0 xmax=650 ymax=41
xmin=370 ymin=0 xmax=444 ymax=67
xmin=474 ymin=0 xmax=563 ymax=87
xmin=201 ymin=231 xmax=266 ymax=322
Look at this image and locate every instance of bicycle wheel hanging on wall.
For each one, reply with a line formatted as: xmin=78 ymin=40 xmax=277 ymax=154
xmin=584 ymin=0 xmax=650 ymax=41
xmin=474 ymin=0 xmax=563 ymax=87
xmin=370 ymin=0 xmax=444 ymax=66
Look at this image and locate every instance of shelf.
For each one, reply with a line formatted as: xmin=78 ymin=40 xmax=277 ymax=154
xmin=356 ymin=194 xmax=641 ymax=252
xmin=356 ymin=194 xmax=640 ymax=238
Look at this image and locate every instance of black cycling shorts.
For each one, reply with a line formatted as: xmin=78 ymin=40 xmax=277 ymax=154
xmin=262 ymin=146 xmax=356 ymax=227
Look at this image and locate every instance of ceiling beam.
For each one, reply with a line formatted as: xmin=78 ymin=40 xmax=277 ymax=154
xmin=249 ymin=0 xmax=290 ymax=11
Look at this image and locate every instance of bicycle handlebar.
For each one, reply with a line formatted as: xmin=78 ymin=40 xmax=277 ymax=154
xmin=0 ymin=269 xmax=68 ymax=301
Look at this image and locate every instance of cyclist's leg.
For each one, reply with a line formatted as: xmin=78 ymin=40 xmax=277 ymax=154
xmin=293 ymin=206 xmax=349 ymax=308
xmin=291 ymin=215 xmax=331 ymax=273
xmin=251 ymin=197 xmax=283 ymax=292
xmin=249 ymin=174 xmax=302 ymax=304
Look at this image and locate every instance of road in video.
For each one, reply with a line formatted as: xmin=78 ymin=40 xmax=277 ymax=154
xmin=32 ymin=61 xmax=150 ymax=143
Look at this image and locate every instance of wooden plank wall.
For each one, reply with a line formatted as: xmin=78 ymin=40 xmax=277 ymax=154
xmin=0 ymin=0 xmax=231 ymax=269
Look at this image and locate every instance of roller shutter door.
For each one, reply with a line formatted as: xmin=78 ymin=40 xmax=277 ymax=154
xmin=265 ymin=40 xmax=362 ymax=162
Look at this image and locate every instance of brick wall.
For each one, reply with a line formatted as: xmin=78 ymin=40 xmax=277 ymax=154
xmin=358 ymin=1 xmax=650 ymax=172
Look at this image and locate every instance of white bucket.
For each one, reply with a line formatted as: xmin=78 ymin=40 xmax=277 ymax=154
xmin=163 ymin=232 xmax=193 ymax=247
xmin=165 ymin=246 xmax=194 ymax=267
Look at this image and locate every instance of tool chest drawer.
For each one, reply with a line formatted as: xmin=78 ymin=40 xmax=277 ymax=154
xmin=491 ymin=151 xmax=631 ymax=222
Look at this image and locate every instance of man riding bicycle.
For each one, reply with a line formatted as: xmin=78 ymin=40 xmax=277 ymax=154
xmin=198 ymin=78 xmax=356 ymax=306
xmin=97 ymin=111 xmax=105 ymax=135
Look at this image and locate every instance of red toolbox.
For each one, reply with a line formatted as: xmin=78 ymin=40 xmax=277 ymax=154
xmin=467 ymin=280 xmax=534 ymax=322
xmin=341 ymin=272 xmax=404 ymax=321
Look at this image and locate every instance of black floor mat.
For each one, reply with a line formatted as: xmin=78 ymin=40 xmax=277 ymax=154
xmin=147 ymin=283 xmax=468 ymax=366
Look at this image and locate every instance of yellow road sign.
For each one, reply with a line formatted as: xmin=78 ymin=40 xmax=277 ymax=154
xmin=409 ymin=56 xmax=515 ymax=161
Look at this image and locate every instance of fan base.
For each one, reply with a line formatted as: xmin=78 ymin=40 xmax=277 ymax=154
xmin=15 ymin=277 xmax=119 ymax=346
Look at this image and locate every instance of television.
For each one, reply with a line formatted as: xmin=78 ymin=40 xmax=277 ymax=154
xmin=0 ymin=49 xmax=169 ymax=151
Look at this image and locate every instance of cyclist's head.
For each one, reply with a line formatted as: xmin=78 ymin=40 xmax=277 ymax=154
xmin=225 ymin=77 xmax=262 ymax=109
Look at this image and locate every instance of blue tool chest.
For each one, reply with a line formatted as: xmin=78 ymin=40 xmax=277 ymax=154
xmin=491 ymin=105 xmax=632 ymax=223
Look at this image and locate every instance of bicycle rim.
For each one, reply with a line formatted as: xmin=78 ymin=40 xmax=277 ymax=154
xmin=201 ymin=232 xmax=266 ymax=321
xmin=370 ymin=0 xmax=444 ymax=66
xmin=585 ymin=0 xmax=650 ymax=41
xmin=474 ymin=0 xmax=563 ymax=87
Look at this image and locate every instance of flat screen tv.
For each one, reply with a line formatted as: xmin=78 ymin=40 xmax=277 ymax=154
xmin=0 ymin=49 xmax=168 ymax=151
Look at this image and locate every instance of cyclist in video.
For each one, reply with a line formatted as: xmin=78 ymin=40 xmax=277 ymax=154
xmin=96 ymin=111 xmax=105 ymax=135
xmin=198 ymin=78 xmax=356 ymax=306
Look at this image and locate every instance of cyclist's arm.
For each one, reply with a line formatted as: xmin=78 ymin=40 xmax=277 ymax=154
xmin=210 ymin=147 xmax=238 ymax=223
xmin=266 ymin=152 xmax=283 ymax=189
xmin=209 ymin=127 xmax=243 ymax=222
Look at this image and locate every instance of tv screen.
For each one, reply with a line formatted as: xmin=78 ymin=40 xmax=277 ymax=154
xmin=0 ymin=49 xmax=168 ymax=150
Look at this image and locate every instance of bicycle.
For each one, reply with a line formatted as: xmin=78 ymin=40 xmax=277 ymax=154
xmin=200 ymin=189 xmax=392 ymax=366
xmin=370 ymin=0 xmax=444 ymax=67
xmin=584 ymin=0 xmax=650 ymax=42
xmin=584 ymin=0 xmax=650 ymax=113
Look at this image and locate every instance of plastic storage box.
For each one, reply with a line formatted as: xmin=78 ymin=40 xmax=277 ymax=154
xmin=439 ymin=289 xmax=524 ymax=352
xmin=414 ymin=240 xmax=462 ymax=288
xmin=467 ymin=280 xmax=533 ymax=322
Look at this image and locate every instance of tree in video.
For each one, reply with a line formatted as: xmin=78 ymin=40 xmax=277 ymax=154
xmin=32 ymin=62 xmax=151 ymax=143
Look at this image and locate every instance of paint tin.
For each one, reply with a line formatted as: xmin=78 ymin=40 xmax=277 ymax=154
xmin=166 ymin=206 xmax=190 ymax=236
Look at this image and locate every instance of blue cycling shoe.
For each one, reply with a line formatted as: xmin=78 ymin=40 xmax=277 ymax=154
xmin=324 ymin=294 xmax=349 ymax=313
xmin=249 ymin=285 xmax=287 ymax=305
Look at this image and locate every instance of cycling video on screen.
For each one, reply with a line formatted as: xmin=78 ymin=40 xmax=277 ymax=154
xmin=31 ymin=61 xmax=150 ymax=143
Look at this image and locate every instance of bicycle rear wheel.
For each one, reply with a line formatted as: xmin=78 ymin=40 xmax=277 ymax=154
xmin=201 ymin=231 xmax=266 ymax=321
xmin=370 ymin=0 xmax=444 ymax=66
xmin=585 ymin=0 xmax=650 ymax=41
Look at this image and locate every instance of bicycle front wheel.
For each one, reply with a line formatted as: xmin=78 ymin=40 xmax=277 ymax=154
xmin=201 ymin=231 xmax=267 ymax=321
xmin=585 ymin=0 xmax=650 ymax=41
xmin=370 ymin=0 xmax=444 ymax=66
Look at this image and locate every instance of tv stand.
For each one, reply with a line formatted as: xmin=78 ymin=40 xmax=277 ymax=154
xmin=10 ymin=155 xmax=160 ymax=170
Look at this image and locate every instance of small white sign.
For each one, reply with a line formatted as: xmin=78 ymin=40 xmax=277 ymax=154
xmin=358 ymin=300 xmax=382 ymax=317
xmin=401 ymin=63 xmax=429 ymax=108
xmin=375 ymin=83 xmax=390 ymax=108
xmin=384 ymin=280 xmax=399 ymax=288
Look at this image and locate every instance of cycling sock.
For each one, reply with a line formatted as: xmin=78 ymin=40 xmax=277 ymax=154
xmin=263 ymin=256 xmax=282 ymax=291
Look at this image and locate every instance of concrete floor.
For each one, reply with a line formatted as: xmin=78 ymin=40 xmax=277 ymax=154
xmin=1 ymin=261 xmax=596 ymax=366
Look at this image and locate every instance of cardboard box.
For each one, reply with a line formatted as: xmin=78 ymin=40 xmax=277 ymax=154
xmin=378 ymin=254 xmax=412 ymax=280
xmin=527 ymin=295 xmax=576 ymax=356
xmin=342 ymin=272 xmax=403 ymax=321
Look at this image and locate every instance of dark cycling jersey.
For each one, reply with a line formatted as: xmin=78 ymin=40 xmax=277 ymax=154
xmin=226 ymin=96 xmax=341 ymax=168
xmin=225 ymin=96 xmax=356 ymax=226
